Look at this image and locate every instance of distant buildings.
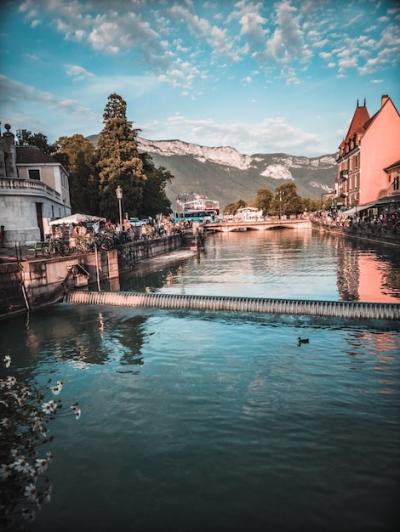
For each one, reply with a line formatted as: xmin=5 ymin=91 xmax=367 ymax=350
xmin=235 ymin=207 xmax=263 ymax=222
xmin=0 ymin=124 xmax=71 ymax=245
xmin=335 ymin=95 xmax=400 ymax=211
xmin=176 ymin=193 xmax=220 ymax=215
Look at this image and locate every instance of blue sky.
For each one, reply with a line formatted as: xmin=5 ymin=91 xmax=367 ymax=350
xmin=0 ymin=0 xmax=399 ymax=156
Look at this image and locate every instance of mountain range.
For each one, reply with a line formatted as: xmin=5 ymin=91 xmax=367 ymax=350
xmin=88 ymin=135 xmax=336 ymax=208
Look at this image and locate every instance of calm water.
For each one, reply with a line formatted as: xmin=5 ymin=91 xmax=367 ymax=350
xmin=1 ymin=228 xmax=400 ymax=531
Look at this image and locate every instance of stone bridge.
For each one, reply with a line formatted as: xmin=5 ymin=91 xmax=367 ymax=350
xmin=206 ymin=219 xmax=311 ymax=232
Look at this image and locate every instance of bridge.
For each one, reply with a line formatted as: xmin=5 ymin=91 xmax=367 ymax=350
xmin=205 ymin=219 xmax=311 ymax=232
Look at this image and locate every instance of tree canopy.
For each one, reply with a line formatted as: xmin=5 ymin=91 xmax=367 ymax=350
xmin=96 ymin=93 xmax=146 ymax=220
xmin=16 ymin=129 xmax=54 ymax=155
xmin=270 ymin=183 xmax=304 ymax=216
xmin=19 ymin=93 xmax=174 ymax=221
xmin=253 ymin=187 xmax=273 ymax=216
xmin=53 ymin=135 xmax=99 ymax=215
xmin=224 ymin=199 xmax=247 ymax=215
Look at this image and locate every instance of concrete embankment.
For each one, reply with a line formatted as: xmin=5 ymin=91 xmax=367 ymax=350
xmin=0 ymin=234 xmax=185 ymax=319
xmin=118 ymin=234 xmax=183 ymax=272
xmin=66 ymin=290 xmax=400 ymax=321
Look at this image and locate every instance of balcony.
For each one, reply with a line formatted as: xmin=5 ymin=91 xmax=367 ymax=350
xmin=339 ymin=170 xmax=349 ymax=180
xmin=0 ymin=177 xmax=61 ymax=201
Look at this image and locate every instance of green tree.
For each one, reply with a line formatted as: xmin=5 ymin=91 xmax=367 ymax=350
xmin=253 ymin=187 xmax=273 ymax=216
xmin=53 ymin=134 xmax=99 ymax=214
xmin=96 ymin=93 xmax=145 ymax=221
xmin=302 ymin=197 xmax=321 ymax=212
xmin=16 ymin=129 xmax=54 ymax=155
xmin=271 ymin=183 xmax=304 ymax=217
xmin=224 ymin=199 xmax=247 ymax=215
xmin=139 ymin=153 xmax=172 ymax=217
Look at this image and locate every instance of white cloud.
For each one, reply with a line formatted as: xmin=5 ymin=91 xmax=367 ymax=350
xmin=370 ymin=79 xmax=383 ymax=83
xmin=266 ymin=1 xmax=310 ymax=64
xmin=230 ymin=0 xmax=268 ymax=49
xmin=170 ymin=3 xmax=240 ymax=61
xmin=0 ymin=74 xmax=95 ymax=117
xmin=65 ymin=64 xmax=94 ymax=80
xmin=150 ymin=114 xmax=319 ymax=155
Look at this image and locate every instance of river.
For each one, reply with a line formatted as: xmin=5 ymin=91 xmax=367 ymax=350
xmin=1 ymin=228 xmax=399 ymax=531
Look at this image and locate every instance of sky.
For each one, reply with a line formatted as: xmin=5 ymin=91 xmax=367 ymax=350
xmin=0 ymin=0 xmax=399 ymax=156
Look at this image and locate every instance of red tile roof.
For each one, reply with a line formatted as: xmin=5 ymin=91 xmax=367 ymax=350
xmin=344 ymin=105 xmax=370 ymax=141
xmin=16 ymin=146 xmax=57 ymax=164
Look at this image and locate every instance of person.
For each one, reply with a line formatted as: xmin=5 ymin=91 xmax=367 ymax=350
xmin=0 ymin=225 xmax=5 ymax=247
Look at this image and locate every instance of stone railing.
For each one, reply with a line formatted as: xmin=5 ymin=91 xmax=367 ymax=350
xmin=0 ymin=177 xmax=61 ymax=201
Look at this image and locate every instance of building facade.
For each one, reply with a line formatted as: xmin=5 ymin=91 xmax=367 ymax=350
xmin=335 ymin=95 xmax=400 ymax=209
xmin=0 ymin=124 xmax=71 ymax=245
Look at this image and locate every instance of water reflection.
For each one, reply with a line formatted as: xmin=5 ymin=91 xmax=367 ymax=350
xmin=120 ymin=230 xmax=400 ymax=303
xmin=330 ymin=234 xmax=400 ymax=302
xmin=0 ymin=307 xmax=147 ymax=369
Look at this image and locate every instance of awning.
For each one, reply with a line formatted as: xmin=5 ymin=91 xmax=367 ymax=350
xmin=373 ymin=195 xmax=400 ymax=207
xmin=49 ymin=213 xmax=106 ymax=226
xmin=340 ymin=201 xmax=376 ymax=217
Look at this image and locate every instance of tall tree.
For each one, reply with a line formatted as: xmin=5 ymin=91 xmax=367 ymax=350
xmin=270 ymin=183 xmax=304 ymax=216
xmin=53 ymin=134 xmax=99 ymax=214
xmin=139 ymin=153 xmax=172 ymax=217
xmin=96 ymin=93 xmax=145 ymax=220
xmin=16 ymin=129 xmax=54 ymax=155
xmin=224 ymin=199 xmax=247 ymax=215
xmin=253 ymin=187 xmax=273 ymax=216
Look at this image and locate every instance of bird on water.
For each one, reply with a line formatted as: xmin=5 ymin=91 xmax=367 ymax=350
xmin=298 ymin=337 xmax=310 ymax=346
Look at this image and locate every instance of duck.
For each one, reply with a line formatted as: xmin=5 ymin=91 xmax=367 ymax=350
xmin=298 ymin=337 xmax=310 ymax=346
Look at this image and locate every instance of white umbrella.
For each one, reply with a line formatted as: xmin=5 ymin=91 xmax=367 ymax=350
xmin=49 ymin=213 xmax=106 ymax=225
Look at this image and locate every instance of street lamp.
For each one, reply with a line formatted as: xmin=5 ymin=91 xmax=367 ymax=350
xmin=279 ymin=191 xmax=282 ymax=219
xmin=116 ymin=185 xmax=123 ymax=228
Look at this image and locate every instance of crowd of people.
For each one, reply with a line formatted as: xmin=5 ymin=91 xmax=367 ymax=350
xmin=312 ymin=208 xmax=400 ymax=236
xmin=47 ymin=215 xmax=199 ymax=255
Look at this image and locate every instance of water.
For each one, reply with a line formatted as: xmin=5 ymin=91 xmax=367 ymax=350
xmin=1 ymin=228 xmax=399 ymax=531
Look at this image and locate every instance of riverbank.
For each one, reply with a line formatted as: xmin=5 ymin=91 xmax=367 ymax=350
xmin=0 ymin=234 xmax=185 ymax=319
xmin=312 ymin=220 xmax=400 ymax=247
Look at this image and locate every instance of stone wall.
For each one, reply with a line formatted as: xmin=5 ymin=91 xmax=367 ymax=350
xmin=0 ymin=262 xmax=26 ymax=317
xmin=118 ymin=234 xmax=183 ymax=272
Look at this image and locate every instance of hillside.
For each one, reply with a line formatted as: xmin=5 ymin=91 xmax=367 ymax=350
xmin=88 ymin=135 xmax=336 ymax=207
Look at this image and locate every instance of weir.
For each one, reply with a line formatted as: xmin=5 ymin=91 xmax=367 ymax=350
xmin=66 ymin=290 xmax=400 ymax=321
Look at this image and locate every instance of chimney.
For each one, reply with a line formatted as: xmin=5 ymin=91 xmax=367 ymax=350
xmin=381 ymin=94 xmax=389 ymax=107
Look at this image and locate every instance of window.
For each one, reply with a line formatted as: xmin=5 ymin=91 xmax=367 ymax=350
xmin=28 ymin=169 xmax=40 ymax=180
xmin=394 ymin=176 xmax=400 ymax=191
xmin=51 ymin=205 xmax=54 ymax=218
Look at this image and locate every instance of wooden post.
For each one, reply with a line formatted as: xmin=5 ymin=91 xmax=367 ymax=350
xmin=94 ymin=244 xmax=101 ymax=292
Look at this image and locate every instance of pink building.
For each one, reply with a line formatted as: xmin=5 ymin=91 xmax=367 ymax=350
xmin=335 ymin=95 xmax=400 ymax=209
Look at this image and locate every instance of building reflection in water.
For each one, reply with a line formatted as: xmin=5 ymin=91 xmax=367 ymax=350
xmin=335 ymin=236 xmax=400 ymax=302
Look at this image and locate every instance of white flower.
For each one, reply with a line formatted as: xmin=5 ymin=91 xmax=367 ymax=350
xmin=51 ymin=380 xmax=64 ymax=395
xmin=24 ymin=483 xmax=37 ymax=502
xmin=41 ymin=400 xmax=58 ymax=415
xmin=6 ymin=376 xmax=16 ymax=388
xmin=4 ymin=355 xmax=11 ymax=368
xmin=0 ymin=417 xmax=9 ymax=428
xmin=46 ymin=451 xmax=53 ymax=462
xmin=0 ymin=464 xmax=11 ymax=479
xmin=35 ymin=458 xmax=48 ymax=474
xmin=11 ymin=458 xmax=33 ymax=475
xmin=70 ymin=403 xmax=81 ymax=420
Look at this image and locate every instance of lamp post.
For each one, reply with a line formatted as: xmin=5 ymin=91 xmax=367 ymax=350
xmin=116 ymin=185 xmax=123 ymax=228
xmin=279 ymin=191 xmax=282 ymax=219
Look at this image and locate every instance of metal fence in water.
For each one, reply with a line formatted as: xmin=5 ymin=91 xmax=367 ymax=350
xmin=66 ymin=290 xmax=400 ymax=320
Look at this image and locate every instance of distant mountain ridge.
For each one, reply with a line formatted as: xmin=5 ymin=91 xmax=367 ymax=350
xmin=87 ymin=134 xmax=336 ymax=207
